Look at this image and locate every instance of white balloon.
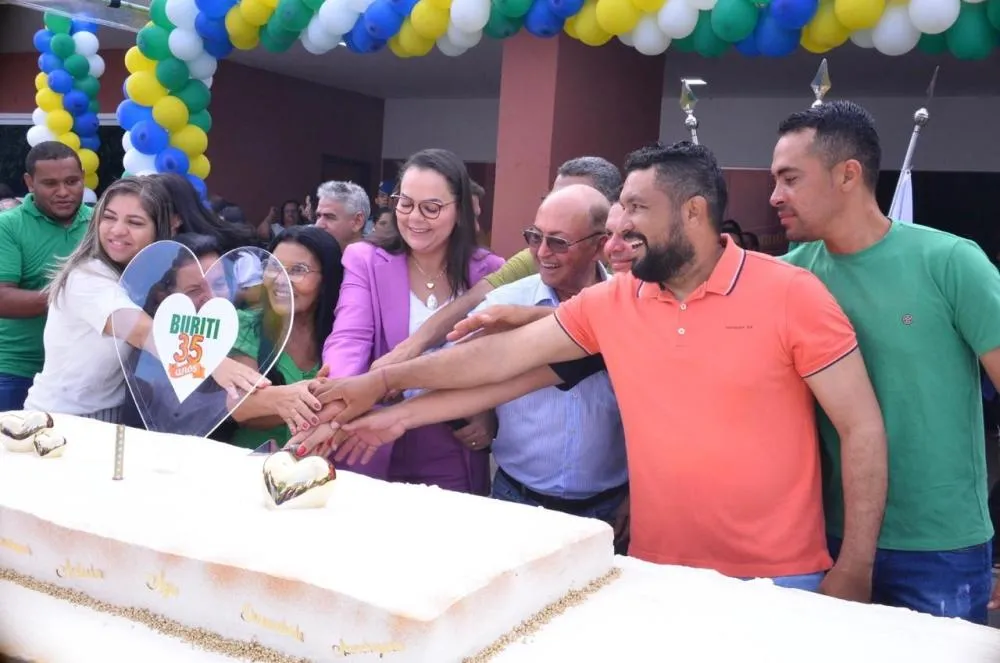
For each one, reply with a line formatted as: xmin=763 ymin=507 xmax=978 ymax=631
xmin=450 ymin=0 xmax=491 ymax=32
xmin=617 ymin=31 xmax=634 ymax=46
xmin=657 ymin=0 xmax=699 ymax=39
xmin=872 ymin=5 xmax=920 ymax=56
xmin=87 ymin=54 xmax=105 ymax=78
xmin=850 ymin=28 xmax=874 ymax=49
xmin=122 ymin=131 xmax=133 ymax=153
xmin=122 ymin=149 xmax=157 ymax=175
xmin=83 ymin=188 xmax=98 ymax=204
xmin=301 ymin=35 xmax=330 ymax=54
xmin=72 ymin=31 xmax=100 ymax=56
xmin=318 ymin=0 xmax=360 ymax=36
xmin=187 ymin=52 xmax=217 ymax=79
xmin=436 ymin=35 xmax=466 ymax=56
xmin=168 ymin=28 xmax=204 ymax=62
xmin=446 ymin=24 xmax=482 ymax=48
xmin=908 ymin=0 xmax=960 ymax=35
xmin=632 ymin=15 xmax=672 ymax=55
xmin=307 ymin=16 xmax=342 ymax=49
xmin=686 ymin=0 xmax=716 ymax=9
xmin=202 ymin=76 xmax=214 ymax=89
xmin=164 ymin=0 xmax=198 ymax=30
xmin=26 ymin=125 xmax=55 ymax=147
xmin=135 ymin=169 xmax=158 ymax=176
xmin=31 ymin=108 xmax=47 ymax=127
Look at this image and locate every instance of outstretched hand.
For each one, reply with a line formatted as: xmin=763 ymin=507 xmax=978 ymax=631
xmin=446 ymin=305 xmax=553 ymax=344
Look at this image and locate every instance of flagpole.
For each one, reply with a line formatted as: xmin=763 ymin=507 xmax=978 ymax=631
xmin=811 ymin=59 xmax=830 ymax=107
xmin=890 ymin=67 xmax=938 ymax=223
xmin=680 ymin=80 xmax=701 ymax=145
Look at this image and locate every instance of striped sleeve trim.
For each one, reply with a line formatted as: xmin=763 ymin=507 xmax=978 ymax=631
xmin=802 ymin=343 xmax=859 ymax=378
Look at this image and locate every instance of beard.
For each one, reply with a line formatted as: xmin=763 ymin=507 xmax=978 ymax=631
xmin=631 ymin=219 xmax=695 ymax=284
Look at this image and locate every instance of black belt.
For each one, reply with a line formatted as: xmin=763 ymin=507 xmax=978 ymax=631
xmin=496 ymin=467 xmax=627 ymax=514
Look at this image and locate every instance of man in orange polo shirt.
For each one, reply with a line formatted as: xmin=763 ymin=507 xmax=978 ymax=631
xmin=297 ymin=141 xmax=888 ymax=602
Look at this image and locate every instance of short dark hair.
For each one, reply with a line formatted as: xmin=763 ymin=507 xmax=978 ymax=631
xmin=469 ymin=179 xmax=486 ymax=199
xmin=777 ymin=100 xmax=882 ymax=192
xmin=26 ymin=141 xmax=81 ymax=176
xmin=720 ymin=219 xmax=743 ymax=235
xmin=0 ymin=184 xmax=15 ymax=198
xmin=557 ymin=156 xmax=622 ymax=203
xmin=623 ymin=141 xmax=728 ymax=232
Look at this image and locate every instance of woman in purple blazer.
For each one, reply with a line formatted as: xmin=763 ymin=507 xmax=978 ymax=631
xmin=321 ymin=149 xmax=503 ymax=495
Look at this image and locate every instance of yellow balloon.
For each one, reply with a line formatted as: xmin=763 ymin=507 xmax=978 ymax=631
xmin=388 ymin=35 xmax=412 ymax=57
xmin=239 ymin=0 xmax=273 ymax=27
xmin=398 ymin=21 xmax=435 ymax=56
xmin=125 ymin=46 xmax=156 ymax=74
xmin=410 ymin=1 xmax=450 ymax=39
xmin=595 ymin=0 xmax=641 ymax=35
xmin=189 ymin=154 xmax=212 ymax=180
xmin=152 ymin=96 xmax=190 ymax=132
xmin=564 ymin=13 xmax=580 ymax=38
xmin=46 ymin=109 xmax=73 ymax=135
xmin=574 ymin=0 xmax=613 ymax=45
xmin=126 ymin=71 xmax=168 ymax=107
xmin=84 ymin=172 xmax=98 ymax=191
xmin=806 ymin=0 xmax=850 ymax=47
xmin=631 ymin=0 xmax=664 ymax=12
xmin=170 ymin=125 xmax=209 ymax=158
xmin=800 ymin=25 xmax=833 ymax=53
xmin=35 ymin=88 xmax=63 ymax=113
xmin=57 ymin=132 xmax=81 ymax=151
xmin=259 ymin=0 xmax=279 ymax=9
xmin=225 ymin=7 xmax=260 ymax=49
xmin=34 ymin=72 xmax=48 ymax=92
xmin=78 ymin=148 xmax=99 ymax=174
xmin=833 ymin=0 xmax=884 ymax=30
xmin=427 ymin=0 xmax=452 ymax=9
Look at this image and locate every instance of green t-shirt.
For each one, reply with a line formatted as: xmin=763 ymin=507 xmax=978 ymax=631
xmin=229 ymin=310 xmax=319 ymax=450
xmin=485 ymin=248 xmax=537 ymax=288
xmin=0 ymin=195 xmax=91 ymax=378
xmin=784 ymin=223 xmax=1000 ymax=551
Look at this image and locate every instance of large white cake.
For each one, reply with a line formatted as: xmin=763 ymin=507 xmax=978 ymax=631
xmin=0 ymin=413 xmax=614 ymax=662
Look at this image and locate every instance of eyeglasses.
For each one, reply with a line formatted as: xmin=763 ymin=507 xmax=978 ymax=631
xmin=392 ymin=194 xmax=456 ymax=220
xmin=263 ymin=259 xmax=317 ymax=283
xmin=522 ymin=228 xmax=607 ymax=254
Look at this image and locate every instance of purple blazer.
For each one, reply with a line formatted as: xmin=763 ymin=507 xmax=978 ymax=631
xmin=322 ymin=241 xmax=504 ymax=494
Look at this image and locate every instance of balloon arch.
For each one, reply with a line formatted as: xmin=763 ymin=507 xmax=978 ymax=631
xmin=28 ymin=0 xmax=1000 ymax=195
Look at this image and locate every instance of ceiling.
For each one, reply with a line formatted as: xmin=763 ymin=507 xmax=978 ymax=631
xmin=2 ymin=2 xmax=998 ymax=100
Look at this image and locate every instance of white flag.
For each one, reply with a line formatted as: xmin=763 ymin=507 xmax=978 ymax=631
xmin=889 ymin=169 xmax=914 ymax=224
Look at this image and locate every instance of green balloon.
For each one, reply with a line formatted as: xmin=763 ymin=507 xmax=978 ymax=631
xmin=176 ymin=79 xmax=212 ymax=113
xmin=302 ymin=0 xmax=325 ymax=11
xmin=917 ymin=32 xmax=947 ymax=55
xmin=43 ymin=12 xmax=72 ymax=34
xmin=73 ymin=75 xmax=100 ymax=98
xmin=271 ymin=0 xmax=314 ymax=33
xmin=137 ymin=24 xmax=172 ymax=61
xmin=946 ymin=1 xmax=998 ymax=61
xmin=149 ymin=0 xmax=176 ymax=29
xmin=710 ymin=0 xmax=758 ymax=43
xmin=260 ymin=23 xmax=299 ymax=52
xmin=988 ymin=0 xmax=1000 ymax=32
xmin=63 ymin=54 xmax=91 ymax=79
xmin=492 ymin=0 xmax=532 ymax=19
xmin=484 ymin=10 xmax=523 ymax=38
xmin=156 ymin=58 xmax=191 ymax=93
xmin=692 ymin=10 xmax=729 ymax=57
xmin=672 ymin=32 xmax=695 ymax=52
xmin=188 ymin=109 xmax=213 ymax=133
xmin=88 ymin=99 xmax=100 ymax=114
xmin=49 ymin=33 xmax=76 ymax=59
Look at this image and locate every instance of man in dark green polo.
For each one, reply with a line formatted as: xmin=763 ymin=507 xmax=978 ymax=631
xmin=0 ymin=142 xmax=91 ymax=410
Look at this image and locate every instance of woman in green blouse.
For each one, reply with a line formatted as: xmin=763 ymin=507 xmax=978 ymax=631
xmin=229 ymin=226 xmax=343 ymax=449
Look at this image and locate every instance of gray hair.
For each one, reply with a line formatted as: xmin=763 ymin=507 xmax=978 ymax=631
xmin=316 ymin=180 xmax=371 ymax=221
xmin=557 ymin=156 xmax=622 ymax=203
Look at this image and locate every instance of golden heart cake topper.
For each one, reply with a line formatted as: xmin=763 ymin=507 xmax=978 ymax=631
xmin=262 ymin=450 xmax=337 ymax=510
xmin=113 ymin=241 xmax=295 ymax=438
xmin=0 ymin=411 xmax=67 ymax=458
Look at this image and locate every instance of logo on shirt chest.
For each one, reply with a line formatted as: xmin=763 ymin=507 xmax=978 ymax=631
xmin=901 ymin=314 xmax=914 ymax=326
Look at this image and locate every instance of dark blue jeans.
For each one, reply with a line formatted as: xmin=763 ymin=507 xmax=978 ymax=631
xmin=829 ymin=536 xmax=993 ymax=625
xmin=0 ymin=374 xmax=32 ymax=411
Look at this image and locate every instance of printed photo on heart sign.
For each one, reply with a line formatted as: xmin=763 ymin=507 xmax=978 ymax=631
xmin=112 ymin=240 xmax=294 ymax=438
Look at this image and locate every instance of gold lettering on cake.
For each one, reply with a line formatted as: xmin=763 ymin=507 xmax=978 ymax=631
xmin=55 ymin=560 xmax=104 ymax=580
xmin=240 ymin=603 xmax=304 ymax=642
xmin=0 ymin=537 xmax=32 ymax=555
xmin=146 ymin=571 xmax=179 ymax=598
xmin=332 ymin=639 xmax=405 ymax=657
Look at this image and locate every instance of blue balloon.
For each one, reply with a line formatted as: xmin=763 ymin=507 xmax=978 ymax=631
xmin=363 ymin=0 xmax=404 ymax=40
xmin=155 ymin=147 xmax=191 ymax=175
xmin=755 ymin=11 xmax=801 ymax=57
xmin=187 ymin=174 xmax=208 ymax=200
xmin=130 ymin=120 xmax=170 ymax=156
xmin=345 ymin=21 xmax=386 ymax=53
xmin=195 ymin=13 xmax=230 ymax=42
xmin=38 ymin=53 xmax=63 ymax=74
xmin=116 ymin=100 xmax=153 ymax=131
xmin=63 ymin=90 xmax=90 ymax=116
xmin=47 ymin=69 xmax=74 ymax=94
xmin=203 ymin=37 xmax=234 ymax=59
xmin=195 ymin=0 xmax=235 ymax=20
xmin=769 ymin=0 xmax=818 ymax=30
xmin=735 ymin=33 xmax=759 ymax=56
xmin=33 ymin=29 xmax=53 ymax=53
xmin=524 ymin=0 xmax=563 ymax=37
xmin=74 ymin=112 xmax=101 ymax=137
xmin=80 ymin=136 xmax=101 ymax=151
xmin=545 ymin=0 xmax=583 ymax=19
xmin=71 ymin=18 xmax=100 ymax=34
xmin=387 ymin=0 xmax=419 ymax=16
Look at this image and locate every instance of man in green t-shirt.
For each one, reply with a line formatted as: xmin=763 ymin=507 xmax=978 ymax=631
xmin=0 ymin=142 xmax=91 ymax=410
xmin=772 ymin=100 xmax=1000 ymax=624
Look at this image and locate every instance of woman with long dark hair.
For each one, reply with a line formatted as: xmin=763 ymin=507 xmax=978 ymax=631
xmin=153 ymin=172 xmax=257 ymax=252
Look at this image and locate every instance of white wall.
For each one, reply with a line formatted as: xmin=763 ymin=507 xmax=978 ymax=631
xmin=384 ymin=96 xmax=1000 ymax=172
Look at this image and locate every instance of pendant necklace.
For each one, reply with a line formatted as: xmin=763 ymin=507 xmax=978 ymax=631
xmin=412 ymin=260 xmax=446 ymax=310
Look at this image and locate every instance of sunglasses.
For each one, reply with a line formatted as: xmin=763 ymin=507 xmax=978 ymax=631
xmin=392 ymin=194 xmax=456 ymax=220
xmin=522 ymin=228 xmax=606 ymax=254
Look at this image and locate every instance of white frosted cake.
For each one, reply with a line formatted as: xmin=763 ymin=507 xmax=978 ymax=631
xmin=0 ymin=413 xmax=615 ymax=662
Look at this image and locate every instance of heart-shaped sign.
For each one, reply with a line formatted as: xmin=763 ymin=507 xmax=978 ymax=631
xmin=113 ymin=241 xmax=294 ymax=438
xmin=262 ymin=450 xmax=337 ymax=509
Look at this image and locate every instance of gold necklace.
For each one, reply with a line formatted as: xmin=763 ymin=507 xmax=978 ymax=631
xmin=411 ymin=259 xmax=446 ymax=310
